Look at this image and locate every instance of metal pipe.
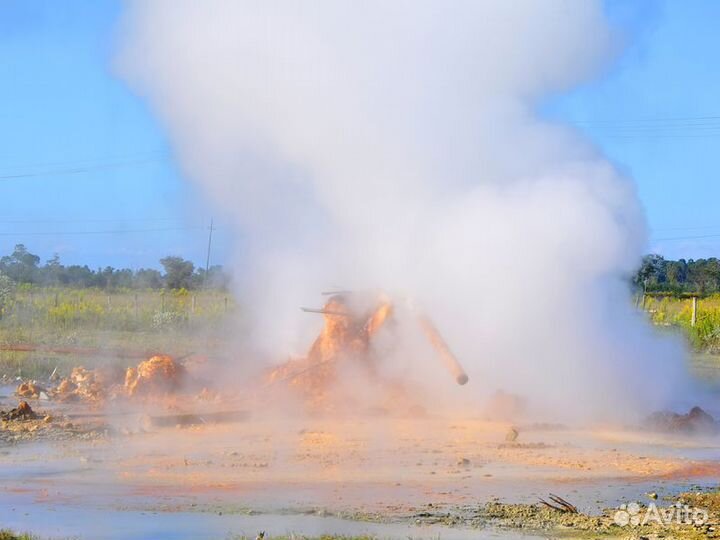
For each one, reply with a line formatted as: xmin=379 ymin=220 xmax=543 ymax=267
xmin=417 ymin=315 xmax=468 ymax=385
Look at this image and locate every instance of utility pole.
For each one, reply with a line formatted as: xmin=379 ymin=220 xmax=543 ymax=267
xmin=204 ymin=218 xmax=214 ymax=289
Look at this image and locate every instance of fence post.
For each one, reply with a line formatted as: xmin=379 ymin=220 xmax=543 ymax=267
xmin=691 ymin=296 xmax=698 ymax=327
xmin=134 ymin=293 xmax=139 ymax=320
xmin=224 ymin=296 xmax=228 ymax=313
xmin=191 ymin=295 xmax=196 ymax=315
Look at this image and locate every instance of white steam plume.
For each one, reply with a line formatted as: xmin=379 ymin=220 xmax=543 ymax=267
xmin=117 ymin=0 xmax=689 ymax=421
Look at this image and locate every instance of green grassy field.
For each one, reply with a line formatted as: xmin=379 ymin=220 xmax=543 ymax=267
xmin=644 ymin=293 xmax=720 ymax=351
xmin=2 ymin=286 xmax=720 ymax=382
xmin=641 ymin=294 xmax=720 ymax=385
xmin=0 ymin=286 xmax=237 ymax=379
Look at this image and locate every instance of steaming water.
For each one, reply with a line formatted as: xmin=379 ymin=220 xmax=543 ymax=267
xmin=117 ymin=0 xmax=693 ymax=422
xmin=0 ymin=424 xmax=718 ymax=540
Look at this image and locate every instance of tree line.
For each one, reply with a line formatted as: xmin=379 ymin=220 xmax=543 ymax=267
xmin=0 ymin=244 xmax=230 ymax=290
xmin=6 ymin=243 xmax=715 ymax=296
xmin=634 ymin=254 xmax=720 ymax=294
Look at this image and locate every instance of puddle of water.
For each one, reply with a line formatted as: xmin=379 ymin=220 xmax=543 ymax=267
xmin=0 ymin=474 xmax=715 ymax=540
xmin=0 ymin=498 xmax=531 ymax=540
xmin=0 ymin=399 xmax=717 ymax=539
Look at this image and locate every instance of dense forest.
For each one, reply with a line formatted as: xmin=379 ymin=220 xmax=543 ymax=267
xmin=0 ymin=244 xmax=229 ymax=290
xmin=635 ymin=254 xmax=720 ymax=294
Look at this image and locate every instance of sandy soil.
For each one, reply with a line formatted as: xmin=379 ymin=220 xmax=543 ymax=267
xmin=0 ymin=387 xmax=718 ymax=538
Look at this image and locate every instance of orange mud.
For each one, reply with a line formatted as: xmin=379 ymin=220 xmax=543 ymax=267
xmin=124 ymin=354 xmax=185 ymax=397
xmin=16 ymin=409 xmax=712 ymax=512
xmin=266 ymin=295 xmax=390 ymax=412
xmin=17 ymin=355 xmax=191 ymax=406
xmin=0 ymin=385 xmax=718 ymax=526
xmin=3 ymin=310 xmax=718 ymax=517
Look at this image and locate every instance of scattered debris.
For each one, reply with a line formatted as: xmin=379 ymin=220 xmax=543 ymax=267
xmin=0 ymin=401 xmax=108 ymax=445
xmin=498 ymin=441 xmax=549 ymax=449
xmin=1 ymin=401 xmax=37 ymax=421
xmin=267 ymin=295 xmax=389 ymax=403
xmin=54 ymin=366 xmax=119 ymax=403
xmin=267 ymin=292 xmax=469 ymax=412
xmin=142 ymin=410 xmax=249 ymax=429
xmin=15 ymin=381 xmax=46 ymax=399
xmin=538 ymin=493 xmax=578 ymax=514
xmin=645 ymin=406 xmax=719 ymax=435
xmin=16 ymin=355 xmax=192 ymax=405
xmin=125 ymin=355 xmax=185 ymax=397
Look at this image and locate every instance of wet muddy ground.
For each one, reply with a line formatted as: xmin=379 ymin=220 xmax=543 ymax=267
xmin=0 ymin=384 xmax=718 ymax=539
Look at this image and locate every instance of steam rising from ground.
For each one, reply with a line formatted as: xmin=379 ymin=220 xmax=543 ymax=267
xmin=118 ymin=1 xmax=688 ymax=421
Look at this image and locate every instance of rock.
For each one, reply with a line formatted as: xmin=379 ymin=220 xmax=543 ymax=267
xmin=125 ymin=355 xmax=185 ymax=397
xmin=16 ymin=382 xmax=45 ymax=399
xmin=1 ymin=401 xmax=37 ymax=421
xmin=645 ymin=406 xmax=718 ymax=435
xmin=457 ymin=457 xmax=471 ymax=467
xmin=505 ymin=426 xmax=519 ymax=442
xmin=648 ymin=492 xmax=658 ymax=500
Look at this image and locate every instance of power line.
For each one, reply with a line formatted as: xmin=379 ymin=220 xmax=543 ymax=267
xmin=571 ymin=114 xmax=720 ymax=125
xmin=565 ymin=114 xmax=720 ymax=140
xmin=0 ymin=150 xmax=167 ymax=172
xmin=652 ymin=224 xmax=720 ymax=232
xmin=0 ymin=226 xmax=207 ymax=237
xmin=654 ymin=233 xmax=720 ymax=242
xmin=584 ymin=123 xmax=720 ymax=131
xmin=0 ymin=217 xmax=185 ymax=224
xmin=0 ymin=154 xmax=168 ymax=181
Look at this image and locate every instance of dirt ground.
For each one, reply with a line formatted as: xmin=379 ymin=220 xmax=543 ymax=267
xmin=0 ymin=384 xmax=718 ymax=539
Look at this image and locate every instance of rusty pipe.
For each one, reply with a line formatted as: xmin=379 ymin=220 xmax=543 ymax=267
xmin=417 ymin=315 xmax=468 ymax=385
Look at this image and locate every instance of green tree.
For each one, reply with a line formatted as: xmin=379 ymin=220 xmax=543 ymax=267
xmin=62 ymin=265 xmax=96 ymax=287
xmin=634 ymin=254 xmax=666 ymax=290
xmin=42 ymin=253 xmax=63 ymax=285
xmin=0 ymin=244 xmax=41 ymax=283
xmin=665 ymin=259 xmax=688 ymax=287
xmin=160 ymin=256 xmax=195 ymax=289
xmin=134 ymin=268 xmax=163 ymax=289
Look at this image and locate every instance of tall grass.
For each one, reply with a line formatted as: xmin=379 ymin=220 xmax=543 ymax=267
xmin=645 ymin=293 xmax=720 ymax=352
xmin=0 ymin=286 xmax=237 ymax=378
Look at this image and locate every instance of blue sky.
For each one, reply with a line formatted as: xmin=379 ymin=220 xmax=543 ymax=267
xmin=0 ymin=0 xmax=225 ymax=269
xmin=548 ymin=1 xmax=720 ymax=260
xmin=0 ymin=1 xmax=718 ymax=269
